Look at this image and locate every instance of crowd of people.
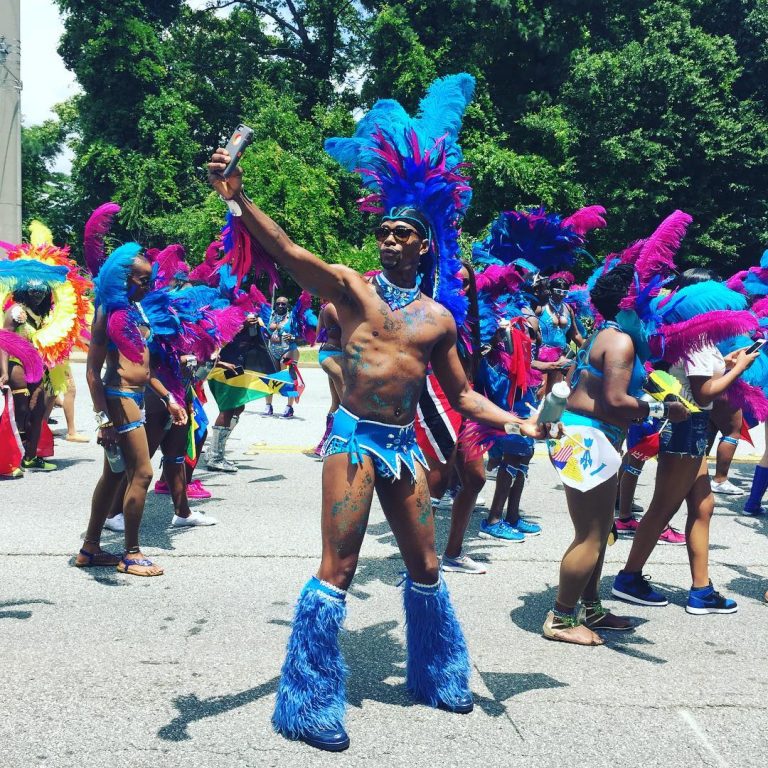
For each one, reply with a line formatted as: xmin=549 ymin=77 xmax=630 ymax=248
xmin=2 ymin=73 xmax=767 ymax=753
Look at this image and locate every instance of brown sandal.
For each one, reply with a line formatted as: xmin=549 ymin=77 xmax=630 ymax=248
xmin=74 ymin=548 xmax=121 ymax=567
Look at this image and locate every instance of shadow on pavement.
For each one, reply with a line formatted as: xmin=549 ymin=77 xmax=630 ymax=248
xmin=0 ymin=598 xmax=54 ymax=620
xmin=158 ymin=676 xmax=281 ymax=741
xmin=722 ymin=562 xmax=768 ymax=602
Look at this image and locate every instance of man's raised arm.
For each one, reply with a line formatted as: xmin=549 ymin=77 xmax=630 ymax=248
xmin=208 ymin=148 xmax=350 ymax=303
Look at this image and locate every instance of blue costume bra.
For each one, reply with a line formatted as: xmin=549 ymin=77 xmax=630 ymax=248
xmin=539 ymin=303 xmax=571 ymax=348
xmin=572 ymin=321 xmax=646 ymax=396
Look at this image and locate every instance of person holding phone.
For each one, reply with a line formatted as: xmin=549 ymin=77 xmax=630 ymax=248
xmin=613 ymin=268 xmax=761 ymax=614
xmin=206 ymin=312 xmax=262 ymax=472
xmin=262 ymin=296 xmax=299 ymax=418
xmin=207 ymin=102 xmax=558 ymax=749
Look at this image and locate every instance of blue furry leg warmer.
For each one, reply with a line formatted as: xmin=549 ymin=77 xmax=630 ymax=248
xmin=745 ymin=465 xmax=768 ymax=513
xmin=402 ymin=576 xmax=471 ymax=707
xmin=272 ymin=577 xmax=348 ymax=739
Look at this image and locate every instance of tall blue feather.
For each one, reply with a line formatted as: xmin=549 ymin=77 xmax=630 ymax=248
xmin=93 ymin=242 xmax=143 ymax=312
xmin=325 ymin=74 xmax=475 ymax=328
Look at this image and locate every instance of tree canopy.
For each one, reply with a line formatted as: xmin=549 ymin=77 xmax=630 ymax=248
xmin=21 ymin=0 xmax=768 ymax=279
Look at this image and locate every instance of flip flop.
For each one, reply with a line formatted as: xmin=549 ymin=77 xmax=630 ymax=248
xmin=116 ymin=555 xmax=164 ymax=577
xmin=74 ymin=548 xmax=121 ymax=567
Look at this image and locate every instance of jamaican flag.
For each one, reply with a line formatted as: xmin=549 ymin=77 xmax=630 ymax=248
xmin=186 ymin=387 xmax=209 ymax=463
xmin=207 ymin=365 xmax=297 ymax=411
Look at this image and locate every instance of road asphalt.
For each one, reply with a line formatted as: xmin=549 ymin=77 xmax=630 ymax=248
xmin=1 ymin=362 xmax=766 ymax=768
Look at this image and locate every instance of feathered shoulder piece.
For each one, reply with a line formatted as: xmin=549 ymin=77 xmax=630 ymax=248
xmin=472 ymin=204 xmax=605 ymax=273
xmin=0 ymin=328 xmax=44 ymax=382
xmin=154 ymin=244 xmax=189 ymax=289
xmin=325 ymin=73 xmax=475 ymax=327
xmin=290 ymin=290 xmax=318 ymax=345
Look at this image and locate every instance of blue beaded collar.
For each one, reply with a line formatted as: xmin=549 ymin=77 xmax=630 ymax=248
xmin=375 ymin=272 xmax=421 ymax=311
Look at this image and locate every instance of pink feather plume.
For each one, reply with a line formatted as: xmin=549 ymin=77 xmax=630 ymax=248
xmin=549 ymin=271 xmax=576 ymax=284
xmin=458 ymin=420 xmax=507 ymax=462
xmin=726 ymin=270 xmax=748 ymax=295
xmin=84 ymin=203 xmax=121 ymax=276
xmin=652 ymin=310 xmax=758 ymax=363
xmin=725 ymin=380 xmax=768 ymax=422
xmin=750 ymin=297 xmax=768 ymax=318
xmin=475 ymin=264 xmax=524 ymax=295
xmin=0 ymin=329 xmax=44 ymax=382
xmin=634 ymin=210 xmax=692 ymax=284
xmin=154 ymin=244 xmax=188 ymax=288
xmin=561 ymin=205 xmax=607 ymax=237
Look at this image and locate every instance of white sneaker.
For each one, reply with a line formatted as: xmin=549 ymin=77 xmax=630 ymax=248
xmin=104 ymin=513 xmax=125 ymax=532
xmin=441 ymin=554 xmax=487 ymax=574
xmin=434 ymin=494 xmax=454 ymax=510
xmin=711 ymin=480 xmax=745 ymax=496
xmin=172 ymin=511 xmax=218 ymax=527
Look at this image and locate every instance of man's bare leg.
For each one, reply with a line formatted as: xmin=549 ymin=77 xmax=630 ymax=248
xmin=376 ymin=464 xmax=472 ymax=712
xmin=273 ymin=452 xmax=376 ymax=750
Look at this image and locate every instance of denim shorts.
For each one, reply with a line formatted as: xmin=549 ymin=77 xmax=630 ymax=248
xmin=659 ymin=411 xmax=710 ymax=457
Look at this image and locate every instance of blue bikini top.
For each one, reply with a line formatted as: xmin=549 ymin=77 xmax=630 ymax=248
xmin=572 ymin=321 xmax=646 ymax=396
xmin=539 ymin=302 xmax=571 ymax=348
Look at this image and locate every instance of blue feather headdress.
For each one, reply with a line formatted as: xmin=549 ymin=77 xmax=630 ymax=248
xmin=473 ymin=205 xmax=606 ymax=273
xmin=325 ymin=74 xmax=475 ymax=326
xmin=93 ymin=242 xmax=143 ymax=313
xmin=0 ymin=259 xmax=68 ymax=292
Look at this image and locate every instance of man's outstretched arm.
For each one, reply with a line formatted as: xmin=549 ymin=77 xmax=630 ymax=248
xmin=208 ymin=149 xmax=350 ymax=303
xmin=430 ymin=322 xmax=548 ymax=439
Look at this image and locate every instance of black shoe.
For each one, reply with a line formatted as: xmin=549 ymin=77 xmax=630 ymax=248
xmin=298 ymin=726 xmax=350 ymax=752
xmin=437 ymin=692 xmax=474 ymax=714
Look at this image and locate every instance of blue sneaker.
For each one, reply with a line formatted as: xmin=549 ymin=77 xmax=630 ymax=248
xmin=507 ymin=518 xmax=541 ymax=536
xmin=611 ymin=571 xmax=668 ymax=606
xmin=478 ymin=519 xmax=525 ymax=542
xmin=686 ymin=582 xmax=737 ymax=615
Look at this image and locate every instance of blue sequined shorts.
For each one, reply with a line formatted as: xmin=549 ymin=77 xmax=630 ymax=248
xmin=323 ymin=406 xmax=428 ymax=481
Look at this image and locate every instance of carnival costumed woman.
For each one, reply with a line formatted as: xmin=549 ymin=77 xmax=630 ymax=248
xmin=0 ymin=232 xmax=93 ymax=471
xmin=613 ymin=269 xmax=762 ymax=613
xmin=544 ymin=211 xmax=703 ymax=645
xmin=100 ymin=244 xmax=248 ymax=531
xmin=74 ymin=240 xmax=187 ymax=576
xmin=208 ymin=74 xmax=557 ymax=751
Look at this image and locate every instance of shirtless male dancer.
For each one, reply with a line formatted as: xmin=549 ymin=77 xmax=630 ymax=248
xmin=208 ymin=149 xmax=555 ymax=751
xmin=74 ymin=248 xmax=187 ymax=576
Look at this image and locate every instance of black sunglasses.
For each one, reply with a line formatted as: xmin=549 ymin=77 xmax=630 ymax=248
xmin=373 ymin=225 xmax=419 ymax=243
xmin=133 ymin=276 xmax=153 ymax=288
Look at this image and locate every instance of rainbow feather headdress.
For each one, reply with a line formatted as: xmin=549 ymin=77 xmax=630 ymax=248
xmin=325 ymin=73 xmax=475 ymax=326
xmin=0 ymin=222 xmax=93 ymax=369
